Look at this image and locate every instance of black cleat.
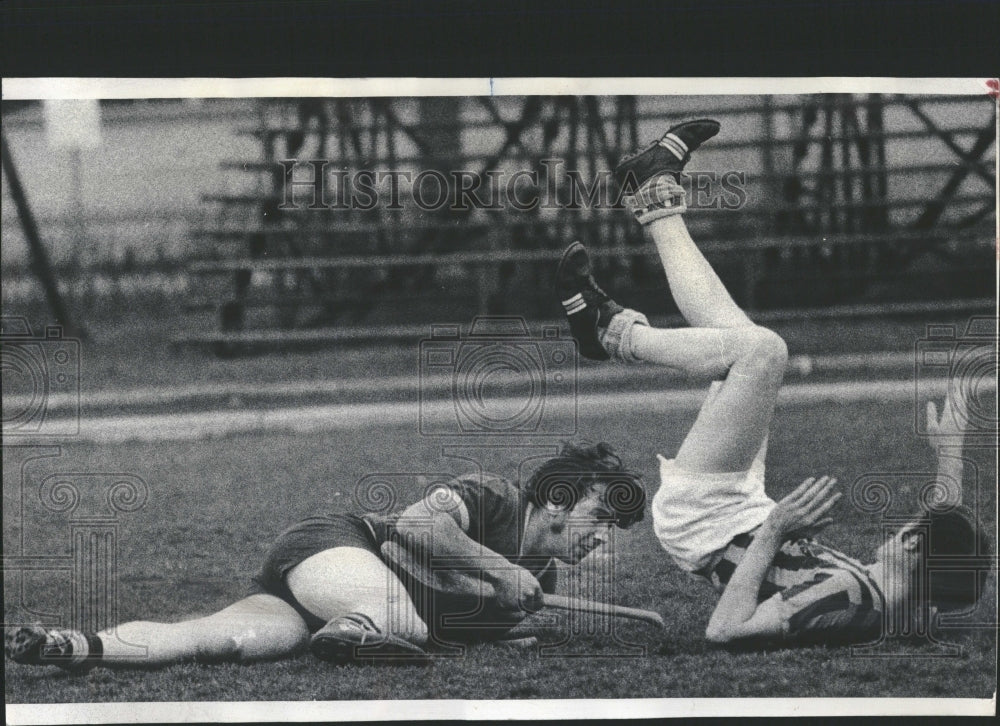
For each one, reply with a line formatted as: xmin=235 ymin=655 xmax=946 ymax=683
xmin=615 ymin=119 xmax=721 ymax=189
xmin=6 ymin=625 xmax=50 ymax=665
xmin=310 ymin=613 xmax=430 ymax=666
xmin=5 ymin=625 xmax=76 ymax=668
xmin=556 ymin=241 xmax=624 ymax=361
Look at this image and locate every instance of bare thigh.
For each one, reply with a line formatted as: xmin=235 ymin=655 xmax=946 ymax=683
xmin=675 ymin=371 xmax=781 ymax=474
xmin=286 ymin=546 xmax=428 ymax=640
xmin=632 ymin=325 xmax=784 ymax=473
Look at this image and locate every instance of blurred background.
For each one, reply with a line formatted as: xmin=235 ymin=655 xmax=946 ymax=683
xmin=1 ymin=93 xmax=995 ymax=379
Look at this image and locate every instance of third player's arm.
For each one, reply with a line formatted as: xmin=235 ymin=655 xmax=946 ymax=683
xmin=926 ymin=389 xmax=970 ymax=505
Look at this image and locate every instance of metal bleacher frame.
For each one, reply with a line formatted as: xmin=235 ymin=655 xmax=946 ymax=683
xmin=176 ymin=95 xmax=996 ymax=354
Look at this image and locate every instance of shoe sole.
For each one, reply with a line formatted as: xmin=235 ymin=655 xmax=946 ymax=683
xmin=310 ymin=633 xmax=430 ymax=666
xmin=309 ymin=633 xmax=352 ymax=664
xmin=556 ymin=241 xmax=587 ymax=293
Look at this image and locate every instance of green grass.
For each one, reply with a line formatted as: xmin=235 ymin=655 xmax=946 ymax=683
xmin=4 ymin=398 xmax=996 ymax=702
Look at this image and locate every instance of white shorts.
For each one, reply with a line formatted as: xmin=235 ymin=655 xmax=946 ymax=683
xmin=651 ymin=440 xmax=776 ymax=574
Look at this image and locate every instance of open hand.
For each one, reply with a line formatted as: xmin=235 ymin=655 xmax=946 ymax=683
xmin=765 ymin=475 xmax=841 ymax=540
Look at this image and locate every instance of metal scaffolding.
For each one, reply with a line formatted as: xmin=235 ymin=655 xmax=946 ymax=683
xmin=186 ymin=94 xmax=995 ymax=352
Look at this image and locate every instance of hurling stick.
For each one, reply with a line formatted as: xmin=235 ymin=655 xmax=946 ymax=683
xmin=540 ymin=594 xmax=665 ymax=628
xmin=380 ymin=540 xmax=664 ymax=628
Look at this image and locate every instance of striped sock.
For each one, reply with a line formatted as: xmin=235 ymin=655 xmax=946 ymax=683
xmin=622 ymin=175 xmax=687 ymax=225
xmin=47 ymin=630 xmax=103 ymax=669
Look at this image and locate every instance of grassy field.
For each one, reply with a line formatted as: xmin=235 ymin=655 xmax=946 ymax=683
xmin=4 ymin=397 xmax=996 ymax=702
xmin=5 ymin=304 xmax=987 ymax=395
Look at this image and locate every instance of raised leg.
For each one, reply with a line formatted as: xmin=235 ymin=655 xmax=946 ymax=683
xmin=632 ymin=212 xmax=787 ymax=473
xmin=647 ymin=215 xmax=752 ymax=329
xmin=557 ymin=122 xmax=787 ymax=475
xmin=627 ymin=212 xmax=787 ymax=473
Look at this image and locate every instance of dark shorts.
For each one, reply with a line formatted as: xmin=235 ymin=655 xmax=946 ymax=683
xmin=248 ymin=513 xmax=381 ymax=632
xmin=249 ymin=513 xmax=532 ymax=642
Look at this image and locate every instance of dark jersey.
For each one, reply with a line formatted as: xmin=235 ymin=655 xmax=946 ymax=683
xmin=709 ymin=532 xmax=885 ymax=642
xmin=364 ymin=472 xmax=557 ymax=589
xmin=364 ymin=472 xmax=557 ymax=641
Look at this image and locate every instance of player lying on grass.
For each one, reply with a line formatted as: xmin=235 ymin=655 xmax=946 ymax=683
xmin=6 ymin=442 xmax=644 ymax=670
xmin=556 ymin=119 xmax=990 ymax=646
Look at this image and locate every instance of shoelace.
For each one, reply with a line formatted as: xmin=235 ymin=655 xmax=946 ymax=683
xmin=42 ymin=630 xmax=71 ymax=659
xmin=336 ymin=613 xmax=384 ymax=644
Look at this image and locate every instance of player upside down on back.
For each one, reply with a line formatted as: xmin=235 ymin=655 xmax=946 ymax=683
xmin=556 ymin=119 xmax=990 ymax=646
xmin=5 ymin=442 xmax=645 ymax=670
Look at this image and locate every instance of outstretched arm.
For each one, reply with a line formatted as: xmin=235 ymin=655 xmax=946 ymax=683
xmin=925 ymin=386 xmax=971 ymax=506
xmin=705 ymin=476 xmax=840 ymax=643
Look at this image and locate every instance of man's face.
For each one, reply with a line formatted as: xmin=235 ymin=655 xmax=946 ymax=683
xmin=533 ymin=484 xmax=616 ymax=565
xmin=873 ymin=518 xmax=922 ymax=566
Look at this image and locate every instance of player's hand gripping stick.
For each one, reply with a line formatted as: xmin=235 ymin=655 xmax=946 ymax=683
xmin=381 ymin=540 xmax=665 ymax=628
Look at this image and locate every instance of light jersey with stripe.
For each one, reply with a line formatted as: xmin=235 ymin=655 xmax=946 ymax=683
xmin=707 ymin=531 xmax=886 ymax=642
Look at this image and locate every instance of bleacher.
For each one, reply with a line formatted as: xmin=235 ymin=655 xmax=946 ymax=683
xmin=176 ymin=95 xmax=994 ymax=353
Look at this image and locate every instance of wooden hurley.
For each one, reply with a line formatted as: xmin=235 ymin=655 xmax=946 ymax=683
xmin=540 ymin=593 xmax=664 ymax=628
xmin=380 ymin=540 xmax=665 ymax=629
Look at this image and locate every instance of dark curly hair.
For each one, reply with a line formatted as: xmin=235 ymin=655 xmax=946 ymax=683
xmin=921 ymin=505 xmax=992 ymax=613
xmin=524 ymin=440 xmax=645 ymax=529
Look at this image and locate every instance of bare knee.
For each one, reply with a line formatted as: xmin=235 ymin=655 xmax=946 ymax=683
xmin=407 ymin=618 xmax=429 ymax=646
xmin=200 ymin=635 xmax=242 ymax=663
xmin=737 ymin=326 xmax=787 ymax=371
xmin=189 ymin=610 xmax=308 ymax=664
xmin=225 ymin=626 xmax=308 ymax=663
xmin=751 ymin=327 xmax=787 ymax=365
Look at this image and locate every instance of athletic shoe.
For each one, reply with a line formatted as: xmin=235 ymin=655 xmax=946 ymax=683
xmin=310 ymin=613 xmax=430 ymax=665
xmin=5 ymin=625 xmax=76 ymax=668
xmin=556 ymin=241 xmax=624 ymax=361
xmin=615 ymin=119 xmax=721 ymax=189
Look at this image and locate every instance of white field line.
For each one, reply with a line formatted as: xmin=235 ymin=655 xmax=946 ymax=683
xmin=6 ymin=377 xmax=990 ymax=446
xmin=3 ymin=352 xmax=921 ymax=413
